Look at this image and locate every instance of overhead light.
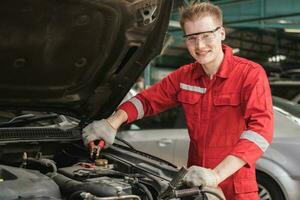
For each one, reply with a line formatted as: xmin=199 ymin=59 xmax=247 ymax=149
xmin=284 ymin=28 xmax=300 ymax=33
xmin=169 ymin=20 xmax=181 ymax=28
xmin=278 ymin=20 xmax=292 ymax=24
xmin=268 ymin=55 xmax=286 ymax=63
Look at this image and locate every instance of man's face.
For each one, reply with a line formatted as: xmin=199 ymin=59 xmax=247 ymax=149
xmin=183 ymin=15 xmax=225 ymax=66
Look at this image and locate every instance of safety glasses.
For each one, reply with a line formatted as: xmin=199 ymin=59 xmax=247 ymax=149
xmin=183 ymin=27 xmax=221 ymax=45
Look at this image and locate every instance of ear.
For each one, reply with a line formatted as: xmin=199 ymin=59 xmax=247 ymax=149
xmin=220 ymin=26 xmax=226 ymax=41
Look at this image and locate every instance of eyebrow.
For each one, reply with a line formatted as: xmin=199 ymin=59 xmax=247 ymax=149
xmin=183 ymin=27 xmax=220 ymax=38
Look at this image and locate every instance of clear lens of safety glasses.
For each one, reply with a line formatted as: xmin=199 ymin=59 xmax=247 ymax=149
xmin=184 ymin=27 xmax=221 ymax=45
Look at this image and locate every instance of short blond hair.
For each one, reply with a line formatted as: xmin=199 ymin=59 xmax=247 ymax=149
xmin=179 ymin=2 xmax=223 ymax=29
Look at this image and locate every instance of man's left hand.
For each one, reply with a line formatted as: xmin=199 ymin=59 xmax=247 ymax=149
xmin=183 ymin=166 xmax=220 ymax=187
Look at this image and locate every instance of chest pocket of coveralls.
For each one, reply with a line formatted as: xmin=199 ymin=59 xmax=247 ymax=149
xmin=213 ymin=93 xmax=240 ymax=107
xmin=213 ymin=93 xmax=242 ymax=125
xmin=177 ymin=90 xmax=201 ymax=129
xmin=212 ymin=93 xmax=242 ymax=147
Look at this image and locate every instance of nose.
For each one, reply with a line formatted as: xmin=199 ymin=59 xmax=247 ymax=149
xmin=195 ymin=37 xmax=206 ymax=51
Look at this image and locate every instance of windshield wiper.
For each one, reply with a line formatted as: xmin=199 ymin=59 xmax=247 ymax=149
xmin=0 ymin=113 xmax=59 ymax=127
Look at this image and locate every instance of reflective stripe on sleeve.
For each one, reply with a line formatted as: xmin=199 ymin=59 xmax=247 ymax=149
xmin=240 ymin=130 xmax=270 ymax=152
xmin=180 ymin=83 xmax=206 ymax=94
xmin=129 ymin=97 xmax=144 ymax=120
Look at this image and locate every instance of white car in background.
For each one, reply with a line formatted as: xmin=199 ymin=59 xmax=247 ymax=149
xmin=117 ymin=96 xmax=300 ymax=200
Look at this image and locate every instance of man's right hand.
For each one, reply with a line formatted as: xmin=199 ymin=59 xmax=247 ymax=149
xmin=82 ymin=119 xmax=117 ymax=149
xmin=183 ymin=166 xmax=220 ymax=187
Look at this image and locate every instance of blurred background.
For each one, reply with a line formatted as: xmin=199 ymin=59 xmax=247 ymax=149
xmin=140 ymin=0 xmax=300 ymax=103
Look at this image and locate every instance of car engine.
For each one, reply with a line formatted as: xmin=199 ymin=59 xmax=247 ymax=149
xmin=0 ymin=156 xmax=163 ymax=200
xmin=0 ymin=140 xmax=173 ymax=200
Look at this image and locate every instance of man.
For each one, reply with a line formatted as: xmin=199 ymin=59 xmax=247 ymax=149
xmin=82 ymin=2 xmax=273 ymax=200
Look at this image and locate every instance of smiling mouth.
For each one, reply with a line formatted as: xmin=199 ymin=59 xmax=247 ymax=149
xmin=196 ymin=50 xmax=210 ymax=56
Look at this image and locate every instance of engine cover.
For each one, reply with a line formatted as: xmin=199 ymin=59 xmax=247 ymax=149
xmin=0 ymin=164 xmax=61 ymax=200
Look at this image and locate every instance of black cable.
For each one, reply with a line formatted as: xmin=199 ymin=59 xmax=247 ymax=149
xmin=26 ymin=157 xmax=57 ymax=173
xmin=136 ymin=182 xmax=154 ymax=200
xmin=115 ymin=136 xmax=135 ymax=149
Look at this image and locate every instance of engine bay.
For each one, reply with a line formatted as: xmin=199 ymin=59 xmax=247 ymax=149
xmin=0 ymin=139 xmax=174 ymax=200
xmin=0 ymin=126 xmax=225 ymax=200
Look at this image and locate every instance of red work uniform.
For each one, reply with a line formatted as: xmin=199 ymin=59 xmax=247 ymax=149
xmin=119 ymin=44 xmax=273 ymax=200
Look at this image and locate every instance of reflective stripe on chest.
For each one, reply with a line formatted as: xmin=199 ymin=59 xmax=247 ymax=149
xmin=180 ymin=83 xmax=206 ymax=94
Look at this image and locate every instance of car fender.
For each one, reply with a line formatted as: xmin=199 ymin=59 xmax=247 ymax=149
xmin=256 ymin=157 xmax=300 ymax=200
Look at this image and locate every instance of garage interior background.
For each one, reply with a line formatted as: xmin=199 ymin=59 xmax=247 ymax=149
xmin=141 ymin=0 xmax=300 ymax=103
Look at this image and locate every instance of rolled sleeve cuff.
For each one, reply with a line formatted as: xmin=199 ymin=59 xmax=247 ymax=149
xmin=230 ymin=130 xmax=270 ymax=167
xmin=118 ymin=97 xmax=144 ymax=123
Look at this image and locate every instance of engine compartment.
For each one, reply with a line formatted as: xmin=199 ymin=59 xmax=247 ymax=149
xmin=0 ymin=125 xmax=225 ymax=200
xmin=0 ymin=162 xmax=158 ymax=200
xmin=0 ymin=139 xmax=178 ymax=200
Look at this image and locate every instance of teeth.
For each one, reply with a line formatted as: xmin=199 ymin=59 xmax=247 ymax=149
xmin=197 ymin=52 xmax=207 ymax=55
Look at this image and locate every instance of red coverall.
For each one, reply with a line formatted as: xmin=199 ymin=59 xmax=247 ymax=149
xmin=119 ymin=45 xmax=274 ymax=200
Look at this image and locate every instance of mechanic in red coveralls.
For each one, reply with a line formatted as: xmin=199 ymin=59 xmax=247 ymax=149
xmin=82 ymin=2 xmax=273 ymax=200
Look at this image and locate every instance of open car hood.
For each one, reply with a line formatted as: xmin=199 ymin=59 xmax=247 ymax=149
xmin=0 ymin=0 xmax=173 ymax=121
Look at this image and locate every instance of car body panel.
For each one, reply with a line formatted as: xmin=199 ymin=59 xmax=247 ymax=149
xmin=118 ymin=128 xmax=189 ymax=166
xmin=256 ymin=156 xmax=300 ymax=200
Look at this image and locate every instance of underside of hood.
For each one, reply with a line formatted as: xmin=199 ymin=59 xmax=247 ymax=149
xmin=0 ymin=0 xmax=173 ymax=122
